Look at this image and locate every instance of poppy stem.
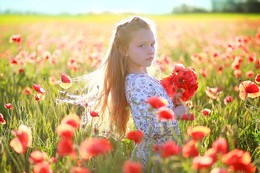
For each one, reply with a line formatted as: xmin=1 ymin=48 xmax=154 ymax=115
xmin=3 ymin=141 xmax=24 ymax=172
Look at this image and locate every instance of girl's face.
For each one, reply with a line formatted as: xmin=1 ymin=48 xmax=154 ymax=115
xmin=126 ymin=28 xmax=156 ymax=74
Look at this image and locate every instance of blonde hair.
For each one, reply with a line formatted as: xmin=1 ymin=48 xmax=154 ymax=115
xmin=68 ymin=16 xmax=156 ymax=137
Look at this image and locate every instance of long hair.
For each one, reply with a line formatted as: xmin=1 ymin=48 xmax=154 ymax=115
xmin=97 ymin=16 xmax=155 ymax=136
xmin=59 ymin=16 xmax=155 ymax=137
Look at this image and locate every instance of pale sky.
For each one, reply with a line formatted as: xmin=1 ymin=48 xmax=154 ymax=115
xmin=0 ymin=0 xmax=212 ymax=14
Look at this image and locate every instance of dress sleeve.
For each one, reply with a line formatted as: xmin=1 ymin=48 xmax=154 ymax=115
xmin=126 ymin=77 xmax=171 ymax=139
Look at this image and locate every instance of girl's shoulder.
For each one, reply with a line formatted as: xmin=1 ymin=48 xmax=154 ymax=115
xmin=125 ymin=73 xmax=157 ymax=88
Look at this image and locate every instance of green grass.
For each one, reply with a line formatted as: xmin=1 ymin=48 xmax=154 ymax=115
xmin=0 ymin=14 xmax=259 ymax=172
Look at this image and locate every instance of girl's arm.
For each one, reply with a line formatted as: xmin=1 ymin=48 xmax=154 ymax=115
xmin=126 ymin=77 xmax=174 ymax=139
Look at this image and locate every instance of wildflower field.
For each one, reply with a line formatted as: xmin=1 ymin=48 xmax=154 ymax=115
xmin=0 ymin=14 xmax=260 ymax=173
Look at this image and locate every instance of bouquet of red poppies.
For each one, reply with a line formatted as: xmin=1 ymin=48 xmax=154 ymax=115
xmin=160 ymin=63 xmax=198 ymax=106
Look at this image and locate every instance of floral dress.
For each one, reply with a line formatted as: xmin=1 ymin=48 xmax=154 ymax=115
xmin=125 ymin=73 xmax=180 ymax=166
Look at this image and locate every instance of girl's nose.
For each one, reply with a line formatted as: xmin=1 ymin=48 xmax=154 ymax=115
xmin=147 ymin=46 xmax=155 ymax=54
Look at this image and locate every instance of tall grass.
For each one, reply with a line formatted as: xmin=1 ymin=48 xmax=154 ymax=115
xmin=0 ymin=14 xmax=259 ymax=172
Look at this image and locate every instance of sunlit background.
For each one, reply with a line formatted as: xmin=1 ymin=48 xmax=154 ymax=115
xmin=0 ymin=0 xmax=260 ymax=14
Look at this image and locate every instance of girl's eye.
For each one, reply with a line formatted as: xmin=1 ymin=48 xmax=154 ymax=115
xmin=139 ymin=43 xmax=155 ymax=48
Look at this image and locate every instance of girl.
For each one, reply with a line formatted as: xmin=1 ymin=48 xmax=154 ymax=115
xmin=60 ymin=16 xmax=187 ymax=167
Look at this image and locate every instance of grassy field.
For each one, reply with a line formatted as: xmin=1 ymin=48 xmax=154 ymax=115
xmin=0 ymin=13 xmax=260 ymax=24
xmin=0 ymin=14 xmax=260 ymax=173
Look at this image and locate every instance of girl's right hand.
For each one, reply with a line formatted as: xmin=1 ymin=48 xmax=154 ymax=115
xmin=171 ymin=89 xmax=184 ymax=107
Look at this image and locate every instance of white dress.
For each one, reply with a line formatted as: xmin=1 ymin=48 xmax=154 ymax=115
xmin=125 ymin=73 xmax=180 ymax=166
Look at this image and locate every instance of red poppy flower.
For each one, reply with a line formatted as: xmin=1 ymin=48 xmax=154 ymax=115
xmin=222 ymin=149 xmax=256 ymax=173
xmin=160 ymin=141 xmax=181 ymax=158
xmin=9 ymin=34 xmax=22 ymax=43
xmin=256 ymin=59 xmax=260 ymax=69
xmin=59 ymin=74 xmax=73 ymax=89
xmin=255 ymin=74 xmax=260 ymax=84
xmin=231 ymin=61 xmax=241 ymax=70
xmin=246 ymin=71 xmax=254 ymax=78
xmin=201 ymin=108 xmax=211 ymax=116
xmin=61 ymin=74 xmax=71 ymax=83
xmin=48 ymin=76 xmax=58 ymax=85
xmin=35 ymin=93 xmax=45 ymax=101
xmin=126 ymin=130 xmax=144 ymax=144
xmin=89 ymin=111 xmax=99 ymax=117
xmin=248 ymin=53 xmax=256 ymax=63
xmin=200 ymin=68 xmax=207 ymax=78
xmin=188 ymin=126 xmax=211 ymax=141
xmin=224 ymin=96 xmax=233 ymax=105
xmin=157 ymin=107 xmax=175 ymax=121
xmin=0 ymin=113 xmax=6 ymax=125
xmin=153 ymin=144 xmax=160 ymax=153
xmin=122 ymin=160 xmax=142 ymax=173
xmin=10 ymin=58 xmax=18 ymax=65
xmin=174 ymin=63 xmax=185 ymax=72
xmin=42 ymin=51 xmax=52 ymax=60
xmin=146 ymin=96 xmax=168 ymax=109
xmin=32 ymin=84 xmax=45 ymax=94
xmin=205 ymin=87 xmax=222 ymax=99
xmin=79 ymin=138 xmax=112 ymax=160
xmin=160 ymin=64 xmax=198 ymax=102
xmin=56 ymin=123 xmax=75 ymax=139
xmin=204 ymin=148 xmax=218 ymax=163
xmin=67 ymin=58 xmax=79 ymax=71
xmin=10 ymin=124 xmax=32 ymax=153
xmin=5 ymin=103 xmax=12 ymax=109
xmin=33 ymin=161 xmax=52 ymax=173
xmin=29 ymin=150 xmax=48 ymax=164
xmin=192 ymin=156 xmax=214 ymax=170
xmin=70 ymin=167 xmax=91 ymax=173
xmin=61 ymin=113 xmax=80 ymax=129
xmin=212 ymin=137 xmax=228 ymax=154
xmin=24 ymin=87 xmax=33 ymax=95
xmin=18 ymin=68 xmax=24 ymax=74
xmin=234 ymin=69 xmax=242 ymax=78
xmin=217 ymin=66 xmax=223 ymax=73
xmin=179 ymin=113 xmax=194 ymax=121
xmin=182 ymin=140 xmax=198 ymax=158
xmin=238 ymin=80 xmax=260 ymax=100
xmin=57 ymin=139 xmax=76 ymax=159
xmin=49 ymin=157 xmax=57 ymax=164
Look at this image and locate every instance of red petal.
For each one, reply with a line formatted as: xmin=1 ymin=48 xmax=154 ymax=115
xmin=0 ymin=113 xmax=6 ymax=124
xmin=90 ymin=111 xmax=99 ymax=117
xmin=146 ymin=96 xmax=168 ymax=109
xmin=157 ymin=107 xmax=175 ymax=121
xmin=61 ymin=74 xmax=71 ymax=83
xmin=32 ymin=84 xmax=45 ymax=94
xmin=126 ymin=130 xmax=144 ymax=144
xmin=245 ymin=83 xmax=259 ymax=93
xmin=255 ymin=74 xmax=260 ymax=84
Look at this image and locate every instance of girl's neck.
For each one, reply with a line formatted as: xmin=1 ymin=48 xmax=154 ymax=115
xmin=127 ymin=67 xmax=147 ymax=75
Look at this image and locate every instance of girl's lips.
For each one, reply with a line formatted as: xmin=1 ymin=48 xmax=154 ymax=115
xmin=146 ymin=57 xmax=154 ymax=60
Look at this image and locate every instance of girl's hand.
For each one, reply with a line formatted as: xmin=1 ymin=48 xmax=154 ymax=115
xmin=173 ymin=104 xmax=189 ymax=118
xmin=171 ymin=89 xmax=184 ymax=107
xmin=171 ymin=95 xmax=182 ymax=107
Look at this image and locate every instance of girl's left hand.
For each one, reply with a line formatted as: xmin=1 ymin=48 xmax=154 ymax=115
xmin=173 ymin=104 xmax=189 ymax=118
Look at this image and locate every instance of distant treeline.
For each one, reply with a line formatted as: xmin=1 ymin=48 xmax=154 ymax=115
xmin=212 ymin=0 xmax=260 ymax=13
xmin=173 ymin=0 xmax=260 ymax=13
